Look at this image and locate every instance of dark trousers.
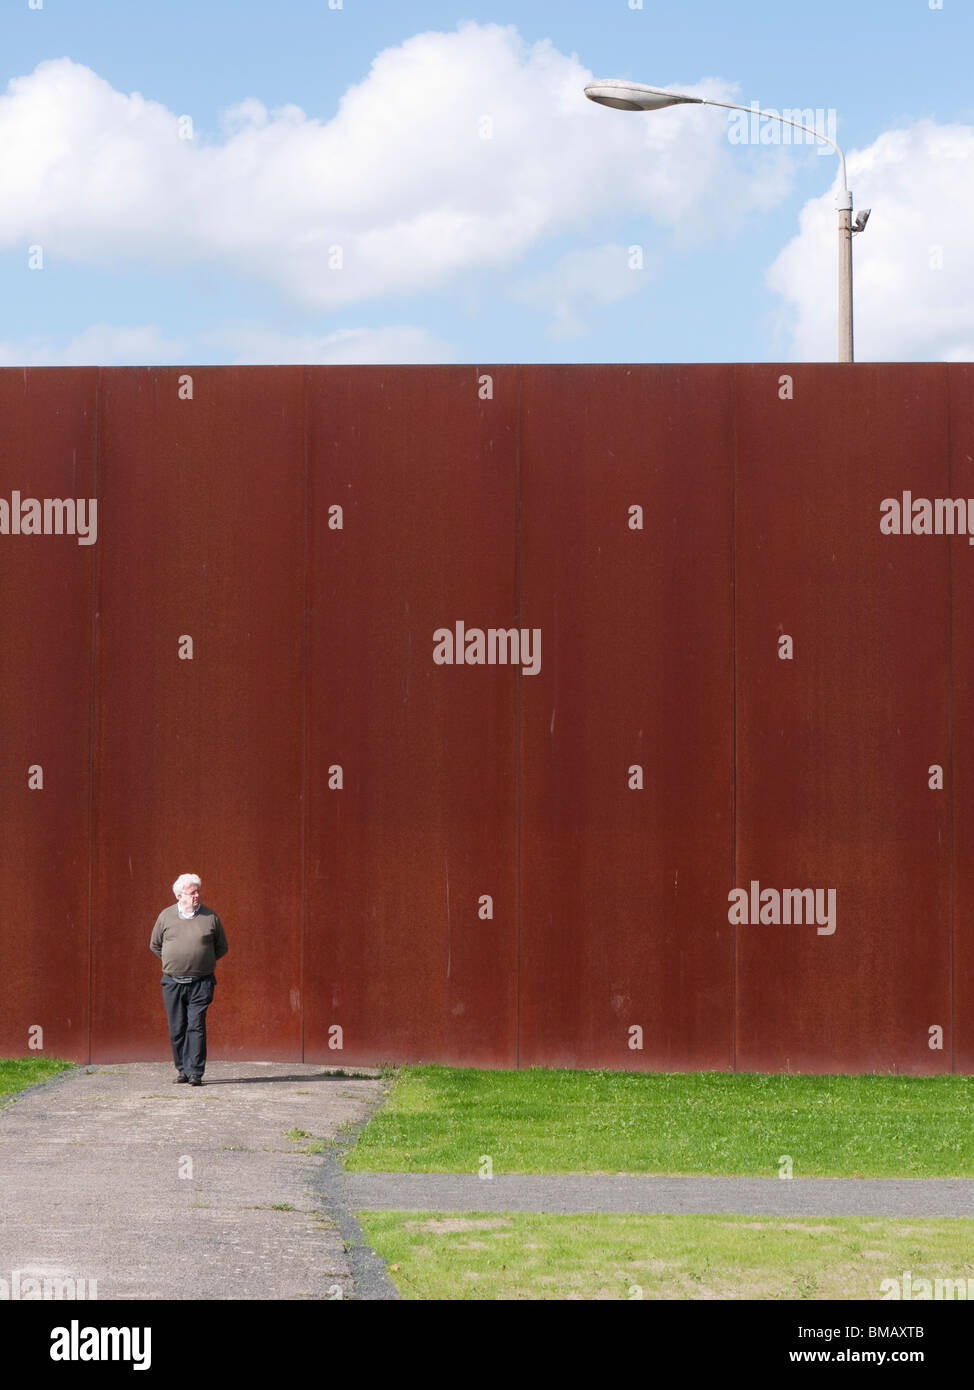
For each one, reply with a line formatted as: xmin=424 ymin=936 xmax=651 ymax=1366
xmin=161 ymin=974 xmax=216 ymax=1078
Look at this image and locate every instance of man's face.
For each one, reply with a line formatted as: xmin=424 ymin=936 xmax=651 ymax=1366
xmin=178 ymin=883 xmax=201 ymax=912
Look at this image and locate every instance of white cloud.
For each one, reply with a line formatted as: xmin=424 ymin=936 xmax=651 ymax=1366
xmin=510 ymin=243 xmax=654 ymax=337
xmin=212 ymin=323 xmax=456 ymax=364
xmin=0 ymin=28 xmax=793 ymax=314
xmin=767 ymin=119 xmax=974 ymax=360
xmin=0 ymin=322 xmax=455 ymax=366
xmin=0 ymin=323 xmax=189 ymax=365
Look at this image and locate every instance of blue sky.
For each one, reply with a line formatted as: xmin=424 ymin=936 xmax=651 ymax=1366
xmin=1 ymin=0 xmax=971 ymax=364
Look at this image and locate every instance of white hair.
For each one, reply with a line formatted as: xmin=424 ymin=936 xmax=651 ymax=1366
xmin=172 ymin=873 xmax=202 ymax=897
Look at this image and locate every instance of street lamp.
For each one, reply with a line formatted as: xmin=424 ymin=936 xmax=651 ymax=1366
xmin=584 ymin=79 xmax=869 ymax=362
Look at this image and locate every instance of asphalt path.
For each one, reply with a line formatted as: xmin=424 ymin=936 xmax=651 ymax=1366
xmin=344 ymin=1171 xmax=974 ymax=1216
xmin=0 ymin=1061 xmax=398 ymax=1301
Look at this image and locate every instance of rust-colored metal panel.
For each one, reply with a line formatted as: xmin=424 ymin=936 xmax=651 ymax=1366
xmin=949 ymin=363 xmax=974 ymax=1073
xmin=3 ymin=364 xmax=967 ymax=1072
xmin=90 ymin=368 xmax=305 ymax=1061
xmin=304 ymin=367 xmax=519 ymax=1067
xmin=735 ymin=364 xmax=951 ymax=1073
xmin=0 ymin=369 xmax=97 ymax=1062
xmin=518 ymin=365 xmax=736 ymax=1070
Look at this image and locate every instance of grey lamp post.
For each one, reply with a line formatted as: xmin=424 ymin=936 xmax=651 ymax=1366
xmin=584 ymin=79 xmax=869 ymax=363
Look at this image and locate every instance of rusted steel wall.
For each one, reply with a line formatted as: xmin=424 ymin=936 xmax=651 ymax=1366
xmin=0 ymin=364 xmax=969 ymax=1073
xmin=303 ymin=368 xmax=519 ymax=1067
xmin=518 ymin=366 xmax=735 ymax=1070
xmin=0 ymin=369 xmax=97 ymax=1063
xmin=949 ymin=363 xmax=974 ymax=1074
xmin=90 ymin=369 xmax=306 ymax=1062
xmin=734 ymin=365 xmax=951 ymax=1074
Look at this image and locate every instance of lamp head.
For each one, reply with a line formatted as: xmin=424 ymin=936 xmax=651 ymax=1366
xmin=584 ymin=80 xmax=703 ymax=112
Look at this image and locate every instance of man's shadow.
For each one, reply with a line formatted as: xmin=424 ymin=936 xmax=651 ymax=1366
xmin=198 ymin=1071 xmax=382 ymax=1085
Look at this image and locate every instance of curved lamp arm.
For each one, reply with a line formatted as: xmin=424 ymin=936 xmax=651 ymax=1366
xmin=698 ymin=97 xmax=849 ymax=205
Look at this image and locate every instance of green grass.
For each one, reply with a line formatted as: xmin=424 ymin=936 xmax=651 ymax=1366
xmin=0 ymin=1057 xmax=75 ymax=1105
xmin=343 ymin=1065 xmax=974 ymax=1177
xmin=283 ymin=1126 xmax=330 ymax=1155
xmin=357 ymin=1210 xmax=974 ymax=1301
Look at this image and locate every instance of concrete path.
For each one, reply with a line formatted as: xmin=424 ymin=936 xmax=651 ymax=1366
xmin=0 ymin=1062 xmax=398 ymax=1301
xmin=346 ymin=1172 xmax=974 ymax=1217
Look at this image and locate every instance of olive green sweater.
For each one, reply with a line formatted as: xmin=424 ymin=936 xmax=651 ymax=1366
xmin=149 ymin=905 xmax=229 ymax=978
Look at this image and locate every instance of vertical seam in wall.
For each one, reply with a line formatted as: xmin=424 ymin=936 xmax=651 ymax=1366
xmin=731 ymin=367 xmax=739 ymax=1074
xmin=514 ymin=365 xmax=524 ymax=1070
xmin=300 ymin=367 xmax=311 ymax=1064
xmin=946 ymin=364 xmax=954 ymax=1073
xmin=86 ymin=368 xmax=102 ymax=1065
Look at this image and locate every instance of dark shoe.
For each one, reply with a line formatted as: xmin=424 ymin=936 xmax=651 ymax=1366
xmin=189 ymin=1077 xmax=202 ymax=1086
xmin=175 ymin=1073 xmax=189 ymax=1083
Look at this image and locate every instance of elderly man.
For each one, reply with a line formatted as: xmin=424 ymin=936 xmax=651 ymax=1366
xmin=150 ymin=874 xmax=228 ymax=1086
